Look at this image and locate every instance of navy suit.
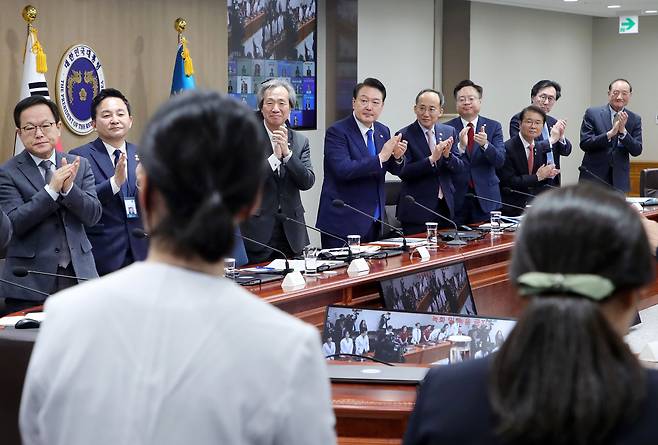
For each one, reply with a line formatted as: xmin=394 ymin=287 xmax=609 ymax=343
xmin=579 ymin=105 xmax=642 ymax=192
xmin=70 ymin=138 xmax=147 ymax=275
xmin=396 ymin=121 xmax=464 ymax=231
xmin=498 ymin=135 xmax=552 ymax=216
xmin=0 ymin=151 xmax=102 ymax=301
xmin=317 ymin=115 xmax=403 ymax=247
xmin=444 ymin=116 xmax=505 ymax=224
xmin=509 ymin=112 xmax=572 ymax=186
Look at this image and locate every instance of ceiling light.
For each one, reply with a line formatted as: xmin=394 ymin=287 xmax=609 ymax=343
xmin=645 ymin=9 xmax=658 ymax=13
xmin=563 ymin=0 xmax=578 ymax=2
xmin=607 ymin=4 xmax=621 ymax=8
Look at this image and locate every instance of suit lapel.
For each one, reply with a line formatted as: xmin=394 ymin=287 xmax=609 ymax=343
xmin=601 ymin=106 xmax=613 ymax=133
xmin=411 ymin=122 xmax=430 ymax=156
xmin=90 ymin=138 xmax=116 ymax=180
xmin=347 ymin=117 xmax=370 ymax=158
xmin=17 ymin=151 xmax=47 ymax=191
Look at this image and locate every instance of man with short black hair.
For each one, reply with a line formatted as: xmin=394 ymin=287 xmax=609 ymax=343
xmin=579 ymin=78 xmax=642 ymax=192
xmin=317 ymin=78 xmax=407 ymax=247
xmin=70 ymin=88 xmax=147 ymax=275
xmin=509 ymin=80 xmax=571 ymax=186
xmin=0 ymin=96 xmax=101 ymax=311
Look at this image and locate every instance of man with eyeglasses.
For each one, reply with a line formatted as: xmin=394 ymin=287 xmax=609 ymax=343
xmin=498 ymin=106 xmax=560 ymax=216
xmin=70 ymin=89 xmax=148 ymax=275
xmin=317 ymin=77 xmax=407 ymax=247
xmin=396 ymin=89 xmax=464 ymax=235
xmin=240 ymin=78 xmax=315 ymax=262
xmin=445 ymin=80 xmax=505 ymax=225
xmin=0 ymin=96 xmax=101 ymax=312
xmin=578 ymin=78 xmax=642 ymax=192
xmin=509 ymin=80 xmax=571 ymax=187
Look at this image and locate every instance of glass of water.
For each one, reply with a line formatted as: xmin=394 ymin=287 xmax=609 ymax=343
xmin=304 ymin=246 xmax=320 ymax=275
xmin=347 ymin=235 xmax=361 ymax=253
xmin=425 ymin=222 xmax=438 ymax=249
xmin=490 ymin=210 xmax=502 ymax=235
xmin=224 ymin=257 xmax=236 ymax=279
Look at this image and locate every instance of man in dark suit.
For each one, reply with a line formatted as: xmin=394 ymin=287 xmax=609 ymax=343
xmin=70 ymin=89 xmax=147 ymax=275
xmin=0 ymin=96 xmax=101 ymax=311
xmin=509 ymin=79 xmax=571 ymax=186
xmin=499 ymin=106 xmax=560 ymax=216
xmin=397 ymin=88 xmax=464 ymax=235
xmin=240 ymin=78 xmax=315 ymax=262
xmin=316 ymin=78 xmax=407 ymax=248
xmin=445 ymin=80 xmax=505 ymax=225
xmin=579 ymin=78 xmax=642 ymax=192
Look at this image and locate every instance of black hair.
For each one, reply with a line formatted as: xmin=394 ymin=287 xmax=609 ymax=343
xmin=414 ymin=88 xmax=445 ymax=107
xmin=13 ymin=96 xmax=60 ymax=127
xmin=490 ymin=183 xmax=654 ymax=445
xmin=453 ymin=79 xmax=483 ymax=99
xmin=353 ymin=77 xmax=386 ymax=101
xmin=608 ymin=78 xmax=633 ymax=93
xmin=91 ymin=88 xmax=132 ymax=119
xmin=519 ymin=105 xmax=546 ymax=124
xmin=138 ymin=90 xmax=266 ymax=263
xmin=530 ymin=79 xmax=562 ymax=101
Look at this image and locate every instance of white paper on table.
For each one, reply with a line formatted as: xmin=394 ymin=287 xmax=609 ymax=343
xmin=0 ymin=311 xmax=46 ymax=327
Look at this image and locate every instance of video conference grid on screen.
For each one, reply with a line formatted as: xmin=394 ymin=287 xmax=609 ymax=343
xmin=323 ymin=306 xmax=516 ymax=365
xmin=379 ymin=262 xmax=477 ymax=315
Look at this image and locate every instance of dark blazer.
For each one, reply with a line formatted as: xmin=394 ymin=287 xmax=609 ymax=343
xmin=240 ymin=119 xmax=315 ymax=263
xmin=70 ymin=138 xmax=148 ymax=275
xmin=0 ymin=209 xmax=12 ymax=253
xmin=444 ymin=116 xmax=505 ymax=214
xmin=509 ymin=112 xmax=572 ymax=186
xmin=579 ymin=105 xmax=642 ymax=192
xmin=316 ymin=115 xmax=403 ymax=246
xmin=396 ymin=121 xmax=464 ymax=224
xmin=404 ymin=356 xmax=658 ymax=445
xmin=498 ymin=135 xmax=552 ymax=216
xmin=0 ymin=150 xmax=102 ymax=301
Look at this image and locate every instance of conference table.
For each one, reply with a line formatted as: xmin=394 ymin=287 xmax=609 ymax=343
xmin=244 ymin=206 xmax=658 ymax=444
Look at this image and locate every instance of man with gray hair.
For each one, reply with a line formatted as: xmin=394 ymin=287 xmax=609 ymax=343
xmin=240 ymin=78 xmax=315 ymax=263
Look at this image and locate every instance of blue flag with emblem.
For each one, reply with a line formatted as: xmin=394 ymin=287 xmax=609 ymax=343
xmin=170 ymin=36 xmax=196 ymax=95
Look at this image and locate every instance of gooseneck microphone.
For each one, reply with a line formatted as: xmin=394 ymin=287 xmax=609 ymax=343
xmin=578 ymin=166 xmax=624 ymax=193
xmin=237 ymin=234 xmax=294 ymax=275
xmin=0 ymin=278 xmax=49 ymax=298
xmin=464 ymin=193 xmax=526 ymax=212
xmin=274 ymin=213 xmax=353 ymax=263
xmin=331 ymin=199 xmax=408 ymax=251
xmin=501 ymin=187 xmax=535 ymax=199
xmin=13 ymin=267 xmax=88 ymax=281
xmin=403 ymin=195 xmax=466 ymax=246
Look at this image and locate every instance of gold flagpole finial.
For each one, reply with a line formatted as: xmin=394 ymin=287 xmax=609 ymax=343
xmin=174 ymin=18 xmax=194 ymax=77
xmin=22 ymin=5 xmax=38 ymax=25
xmin=174 ymin=17 xmax=187 ymax=34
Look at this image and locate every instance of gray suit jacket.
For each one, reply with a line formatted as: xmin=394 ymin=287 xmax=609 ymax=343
xmin=240 ymin=119 xmax=314 ymax=263
xmin=0 ymin=150 xmax=102 ymax=301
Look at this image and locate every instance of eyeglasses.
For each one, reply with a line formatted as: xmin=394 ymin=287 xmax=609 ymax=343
xmin=356 ymin=96 xmax=383 ymax=108
xmin=610 ymin=90 xmax=630 ymax=98
xmin=456 ymin=96 xmax=479 ymax=104
xmin=416 ymin=105 xmax=440 ymax=114
xmin=20 ymin=122 xmax=56 ymax=134
xmin=537 ymin=94 xmax=556 ymax=104
xmin=523 ymin=119 xmax=544 ymax=127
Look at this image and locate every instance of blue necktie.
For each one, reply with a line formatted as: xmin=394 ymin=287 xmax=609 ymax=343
xmin=366 ymin=129 xmax=380 ymax=219
xmin=541 ymin=123 xmax=550 ymax=141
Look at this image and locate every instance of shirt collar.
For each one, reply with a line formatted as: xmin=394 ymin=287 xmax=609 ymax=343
xmin=28 ymin=150 xmax=56 ymax=168
xmin=460 ymin=116 xmax=479 ymax=130
xmin=519 ymin=134 xmax=533 ymax=149
xmin=608 ymin=104 xmax=624 ymax=117
xmin=353 ymin=112 xmax=374 ymax=136
xmin=102 ymin=140 xmax=127 ymax=158
xmin=418 ymin=120 xmax=434 ymax=135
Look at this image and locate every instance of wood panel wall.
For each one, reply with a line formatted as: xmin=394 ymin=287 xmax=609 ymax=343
xmin=0 ymin=0 xmax=227 ymax=162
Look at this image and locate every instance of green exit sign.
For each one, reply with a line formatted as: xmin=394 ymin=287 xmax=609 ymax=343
xmin=619 ymin=16 xmax=639 ymax=34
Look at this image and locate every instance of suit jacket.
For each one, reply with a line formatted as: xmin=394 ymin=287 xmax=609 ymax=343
xmin=509 ymin=112 xmax=572 ymax=186
xmin=444 ymin=116 xmax=505 ymax=214
xmin=317 ymin=115 xmax=403 ymax=246
xmin=396 ymin=121 xmax=464 ymax=224
xmin=579 ymin=105 xmax=642 ymax=192
xmin=0 ymin=150 xmax=102 ymax=301
xmin=70 ymin=138 xmax=148 ymax=275
xmin=498 ymin=135 xmax=552 ymax=216
xmin=240 ymin=119 xmax=314 ymax=262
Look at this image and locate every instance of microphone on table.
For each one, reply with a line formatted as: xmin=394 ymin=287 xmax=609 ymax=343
xmin=578 ymin=166 xmax=624 ymax=193
xmin=501 ymin=187 xmax=535 ymax=199
xmin=237 ymin=234 xmax=294 ymax=275
xmin=13 ymin=267 xmax=88 ymax=282
xmin=403 ymin=195 xmax=466 ymax=246
xmin=331 ymin=199 xmax=409 ymax=251
xmin=464 ymin=193 xmax=526 ymax=212
xmin=0 ymin=278 xmax=50 ymax=298
xmin=274 ymin=213 xmax=353 ymax=263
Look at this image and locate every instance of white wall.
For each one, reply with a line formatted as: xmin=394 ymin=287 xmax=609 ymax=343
xmin=591 ymin=16 xmax=658 ymax=161
xmin=469 ymin=2 xmax=593 ymax=185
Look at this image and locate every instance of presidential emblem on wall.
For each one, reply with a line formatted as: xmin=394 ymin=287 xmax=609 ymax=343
xmin=56 ymin=44 xmax=106 ymax=135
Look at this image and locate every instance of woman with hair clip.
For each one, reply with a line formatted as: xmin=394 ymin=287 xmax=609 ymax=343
xmin=404 ymin=183 xmax=658 ymax=445
xmin=19 ymin=91 xmax=336 ymax=445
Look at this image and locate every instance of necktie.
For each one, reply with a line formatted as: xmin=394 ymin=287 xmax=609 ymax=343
xmin=528 ymin=142 xmax=535 ymax=174
xmin=467 ymin=123 xmax=475 ymax=155
xmin=40 ymin=160 xmax=53 ymax=185
xmin=367 ymin=129 xmax=380 ymax=220
xmin=366 ymin=129 xmax=376 ymax=157
xmin=427 ymin=129 xmax=443 ymax=199
xmin=542 ymin=123 xmax=550 ymax=141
